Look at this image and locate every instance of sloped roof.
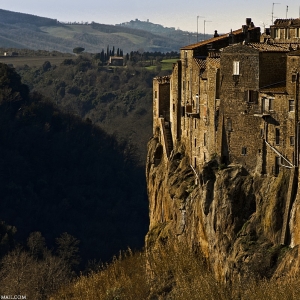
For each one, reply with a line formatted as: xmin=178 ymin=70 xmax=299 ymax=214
xmin=181 ymin=26 xmax=258 ymax=50
xmin=272 ymin=18 xmax=300 ymax=28
xmin=247 ymin=43 xmax=291 ymax=52
xmin=260 ymin=82 xmax=286 ymax=93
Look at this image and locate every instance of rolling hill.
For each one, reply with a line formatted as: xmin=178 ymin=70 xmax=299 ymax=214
xmin=0 ymin=9 xmax=204 ymax=53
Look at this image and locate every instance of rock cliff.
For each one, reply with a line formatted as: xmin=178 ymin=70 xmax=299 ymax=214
xmin=145 ymin=137 xmax=300 ymax=282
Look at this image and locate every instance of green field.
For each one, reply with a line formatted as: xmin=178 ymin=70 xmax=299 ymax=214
xmin=0 ymin=55 xmax=72 ymax=68
xmin=146 ymin=58 xmax=179 ymax=71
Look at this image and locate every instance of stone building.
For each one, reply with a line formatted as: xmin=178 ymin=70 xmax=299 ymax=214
xmin=153 ymin=18 xmax=300 ymax=180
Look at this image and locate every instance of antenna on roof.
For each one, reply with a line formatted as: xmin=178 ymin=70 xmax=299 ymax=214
xmin=272 ymin=2 xmax=280 ymax=24
xmin=286 ymin=5 xmax=288 ymax=19
xmin=197 ymin=15 xmax=204 ymax=42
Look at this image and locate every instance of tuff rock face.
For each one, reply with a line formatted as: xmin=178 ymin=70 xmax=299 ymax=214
xmin=145 ymin=137 xmax=300 ymax=282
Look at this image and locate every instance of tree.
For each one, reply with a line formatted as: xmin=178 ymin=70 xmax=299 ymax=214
xmin=42 ymin=61 xmax=51 ymax=72
xmin=73 ymin=47 xmax=85 ymax=55
xmin=27 ymin=232 xmax=46 ymax=259
xmin=56 ymin=232 xmax=80 ymax=269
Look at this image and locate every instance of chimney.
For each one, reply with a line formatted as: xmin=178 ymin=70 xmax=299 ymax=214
xmin=228 ymin=29 xmax=235 ymax=44
xmin=246 ymin=18 xmax=252 ymax=27
xmin=214 ymin=30 xmax=219 ymax=37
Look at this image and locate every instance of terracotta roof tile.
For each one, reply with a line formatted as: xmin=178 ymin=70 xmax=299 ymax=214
xmin=247 ymin=43 xmax=290 ymax=52
xmin=181 ymin=27 xmax=258 ymax=50
xmin=272 ymin=18 xmax=300 ymax=27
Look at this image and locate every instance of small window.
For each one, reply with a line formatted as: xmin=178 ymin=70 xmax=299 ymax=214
xmin=226 ymin=118 xmax=232 ymax=131
xmin=203 ymin=80 xmax=207 ymax=92
xmin=285 ymin=28 xmax=289 ymax=39
xmin=155 ymin=91 xmax=157 ymax=99
xmin=292 ymin=74 xmax=297 ymax=82
xmin=194 ymin=138 xmax=197 ymax=147
xmin=247 ymin=90 xmax=258 ymax=103
xmin=194 ymin=119 xmax=197 ymax=129
xmin=173 ymin=103 xmax=175 ymax=112
xmin=275 ymin=28 xmax=280 ymax=39
xmin=233 ymin=61 xmax=240 ymax=75
xmin=296 ymin=28 xmax=300 ymax=38
xmin=289 ymin=100 xmax=295 ymax=112
xmin=269 ymin=98 xmax=274 ymax=111
xmin=262 ymin=97 xmax=274 ymax=112
xmin=181 ymin=106 xmax=185 ymax=117
xmin=275 ymin=128 xmax=280 ymax=145
xmin=275 ymin=156 xmax=280 ymax=175
xmin=290 ymin=136 xmax=295 ymax=146
xmin=242 ymin=147 xmax=247 ymax=156
xmin=204 ymin=133 xmax=207 ymax=146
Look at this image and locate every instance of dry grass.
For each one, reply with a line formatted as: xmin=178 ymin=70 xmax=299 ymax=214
xmin=53 ymin=242 xmax=300 ymax=300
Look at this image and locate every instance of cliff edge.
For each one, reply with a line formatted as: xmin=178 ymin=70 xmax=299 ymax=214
xmin=146 ymin=137 xmax=300 ymax=282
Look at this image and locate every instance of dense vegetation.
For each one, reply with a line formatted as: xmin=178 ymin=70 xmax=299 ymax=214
xmin=0 ymin=63 xmax=149 ymax=297
xmin=15 ymin=52 xmax=175 ymax=162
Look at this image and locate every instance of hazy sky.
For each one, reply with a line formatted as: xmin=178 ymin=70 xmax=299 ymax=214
xmin=2 ymin=1 xmax=300 ymax=34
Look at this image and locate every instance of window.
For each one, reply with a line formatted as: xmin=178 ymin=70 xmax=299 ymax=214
xmin=262 ymin=97 xmax=274 ymax=112
xmin=195 ymin=119 xmax=197 ymax=129
xmin=233 ymin=61 xmax=240 ymax=75
xmin=285 ymin=28 xmax=289 ymax=39
xmin=274 ymin=156 xmax=280 ymax=175
xmin=269 ymin=98 xmax=274 ymax=111
xmin=290 ymin=136 xmax=295 ymax=146
xmin=275 ymin=128 xmax=280 ymax=145
xmin=195 ymin=94 xmax=199 ymax=113
xmin=289 ymin=100 xmax=295 ymax=112
xmin=194 ymin=138 xmax=197 ymax=147
xmin=242 ymin=147 xmax=247 ymax=155
xmin=292 ymin=74 xmax=297 ymax=82
xmin=296 ymin=28 xmax=300 ymax=38
xmin=204 ymin=133 xmax=207 ymax=146
xmin=226 ymin=118 xmax=232 ymax=131
xmin=275 ymin=28 xmax=280 ymax=39
xmin=247 ymin=90 xmax=258 ymax=103
xmin=155 ymin=91 xmax=157 ymax=99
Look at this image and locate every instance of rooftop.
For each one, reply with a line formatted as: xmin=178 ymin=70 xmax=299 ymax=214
xmin=181 ymin=26 xmax=258 ymax=50
xmin=272 ymin=18 xmax=300 ymax=28
xmin=247 ymin=43 xmax=291 ymax=52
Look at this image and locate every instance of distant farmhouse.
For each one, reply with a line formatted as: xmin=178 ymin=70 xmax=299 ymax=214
xmin=3 ymin=51 xmax=18 ymax=56
xmin=153 ymin=17 xmax=300 ymax=244
xmin=108 ymin=56 xmax=124 ymax=66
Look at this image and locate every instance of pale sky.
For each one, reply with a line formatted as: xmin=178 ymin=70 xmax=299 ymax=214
xmin=2 ymin=1 xmax=300 ymax=34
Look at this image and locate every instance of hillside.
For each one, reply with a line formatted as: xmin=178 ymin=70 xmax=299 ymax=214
xmin=0 ymin=9 xmax=203 ymax=53
xmin=11 ymin=53 xmax=163 ymax=163
xmin=0 ymin=62 xmax=149 ymax=273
